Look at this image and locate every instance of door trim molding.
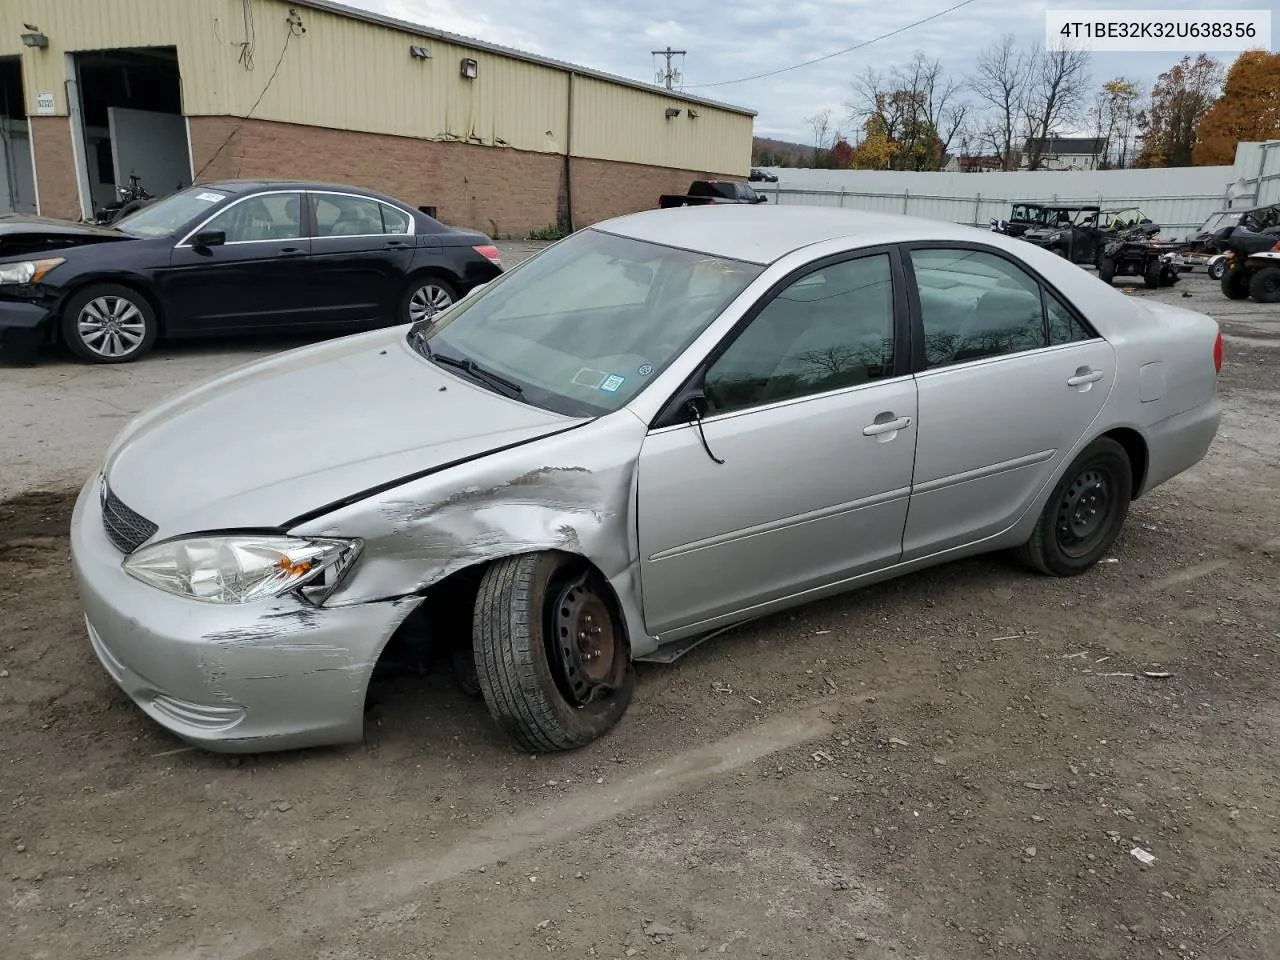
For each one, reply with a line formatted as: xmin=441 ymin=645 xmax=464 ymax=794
xmin=912 ymin=449 xmax=1056 ymax=495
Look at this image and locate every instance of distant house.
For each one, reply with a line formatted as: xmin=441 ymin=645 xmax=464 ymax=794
xmin=945 ymin=153 xmax=1005 ymax=173
xmin=1022 ymin=137 xmax=1107 ymax=171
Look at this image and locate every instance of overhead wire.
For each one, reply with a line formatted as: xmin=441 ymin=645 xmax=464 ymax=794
xmin=683 ymin=0 xmax=981 ymax=89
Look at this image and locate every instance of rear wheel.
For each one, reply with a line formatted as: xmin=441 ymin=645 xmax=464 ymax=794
xmin=473 ymin=553 xmax=634 ymax=752
xmin=60 ymin=283 xmax=157 ymax=364
xmin=1098 ymin=256 xmax=1116 ymax=284
xmin=1248 ymin=266 xmax=1280 ymax=303
xmin=402 ymin=277 xmax=457 ymax=324
xmin=1016 ymin=437 xmax=1132 ymax=577
xmin=1208 ymin=258 xmax=1226 ymax=281
xmin=1143 ymin=258 xmax=1161 ymax=288
xmin=1221 ymin=268 xmax=1250 ymax=300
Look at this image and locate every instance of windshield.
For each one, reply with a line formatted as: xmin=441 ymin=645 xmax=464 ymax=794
xmin=412 ymin=228 xmax=764 ymax=417
xmin=115 ymin=186 xmax=234 ymax=237
xmin=1010 ymin=204 xmax=1046 ymax=222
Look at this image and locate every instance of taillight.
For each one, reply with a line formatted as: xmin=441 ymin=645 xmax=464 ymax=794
xmin=1213 ymin=330 xmax=1223 ymax=374
xmin=1272 ymin=240 xmax=1280 ymax=252
xmin=473 ymin=244 xmax=502 ymax=266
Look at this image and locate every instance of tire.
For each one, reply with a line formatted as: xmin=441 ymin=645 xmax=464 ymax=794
xmin=1221 ymin=268 xmax=1250 ymax=300
xmin=1208 ymin=259 xmax=1226 ymax=281
xmin=1098 ymin=256 xmax=1116 ymax=285
xmin=109 ymin=197 xmax=153 ymax=223
xmin=1016 ymin=437 xmax=1133 ymax=577
xmin=1248 ymin=266 xmax=1280 ymax=304
xmin=60 ymin=283 xmax=157 ymax=364
xmin=473 ymin=553 xmax=634 ymax=752
xmin=1053 ymin=247 xmax=1068 ymax=258
xmin=402 ymin=276 xmax=458 ymax=324
xmin=1143 ymin=258 xmax=1161 ymax=288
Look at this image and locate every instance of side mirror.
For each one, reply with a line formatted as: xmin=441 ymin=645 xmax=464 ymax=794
xmin=192 ymin=229 xmax=226 ymax=248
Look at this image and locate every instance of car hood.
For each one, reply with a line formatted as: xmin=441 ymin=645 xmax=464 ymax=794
xmin=0 ymin=215 xmax=132 ymax=258
xmin=103 ymin=327 xmax=583 ymax=535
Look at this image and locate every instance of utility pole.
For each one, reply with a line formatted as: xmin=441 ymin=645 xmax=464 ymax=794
xmin=651 ymin=46 xmax=686 ymax=90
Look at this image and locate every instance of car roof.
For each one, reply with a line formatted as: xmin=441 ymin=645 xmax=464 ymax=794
xmin=595 ymin=205 xmax=997 ymax=265
xmin=197 ymin=179 xmax=405 ymax=203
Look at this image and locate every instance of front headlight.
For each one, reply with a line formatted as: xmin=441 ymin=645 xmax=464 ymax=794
xmin=123 ymin=535 xmax=361 ymax=604
xmin=0 ymin=258 xmax=65 ymax=285
xmin=1049 ymin=232 xmax=1063 ymax=242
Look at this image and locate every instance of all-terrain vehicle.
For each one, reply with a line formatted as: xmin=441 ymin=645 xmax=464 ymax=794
xmin=1218 ymin=231 xmax=1280 ymax=302
xmin=1020 ymin=205 xmax=1104 ymax=264
xmin=1177 ymin=204 xmax=1280 ymax=280
xmin=990 ymin=202 xmax=1056 ymax=238
xmin=1098 ymin=221 xmax=1183 ymax=287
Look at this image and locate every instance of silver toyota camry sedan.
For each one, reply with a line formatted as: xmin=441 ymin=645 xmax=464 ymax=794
xmin=70 ymin=206 xmax=1222 ymax=754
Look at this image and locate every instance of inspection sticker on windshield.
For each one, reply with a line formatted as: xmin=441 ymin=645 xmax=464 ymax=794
xmin=572 ymin=368 xmax=607 ymax=389
xmin=637 ymin=363 xmax=653 ymax=376
xmin=600 ymin=375 xmax=625 ymax=392
xmin=196 ymin=191 xmax=227 ymax=203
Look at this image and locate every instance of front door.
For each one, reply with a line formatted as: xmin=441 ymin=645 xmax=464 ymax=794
xmin=636 ymin=249 xmax=918 ymax=637
xmin=901 ymin=245 xmax=1115 ymax=559
xmin=162 ymin=190 xmax=314 ymax=334
xmin=307 ymin=191 xmax=417 ymax=326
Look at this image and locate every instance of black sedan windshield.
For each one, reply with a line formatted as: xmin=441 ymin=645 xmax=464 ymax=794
xmin=414 ymin=229 xmax=763 ymax=416
xmin=115 ymin=186 xmax=235 ymax=238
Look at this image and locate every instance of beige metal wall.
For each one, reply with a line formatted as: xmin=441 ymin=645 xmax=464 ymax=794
xmin=0 ymin=0 xmax=751 ymax=172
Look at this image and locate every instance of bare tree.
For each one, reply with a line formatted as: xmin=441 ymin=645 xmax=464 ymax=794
xmin=803 ymin=109 xmax=834 ymax=167
xmin=969 ymin=35 xmax=1034 ymax=170
xmin=1088 ymin=78 xmax=1141 ymax=168
xmin=847 ymin=53 xmax=967 ymax=171
xmin=1022 ymin=43 xmax=1092 ymax=170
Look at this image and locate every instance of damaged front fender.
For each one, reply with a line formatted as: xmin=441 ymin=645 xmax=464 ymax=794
xmin=288 ymin=410 xmax=658 ymax=656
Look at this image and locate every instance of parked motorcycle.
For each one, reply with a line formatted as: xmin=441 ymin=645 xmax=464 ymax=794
xmin=90 ymin=175 xmax=155 ymax=226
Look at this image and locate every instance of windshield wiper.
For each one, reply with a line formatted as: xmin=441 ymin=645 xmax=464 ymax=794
xmin=430 ymin=352 xmax=524 ymax=398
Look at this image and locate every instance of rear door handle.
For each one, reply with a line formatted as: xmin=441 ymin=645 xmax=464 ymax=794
xmin=384 ymin=239 xmax=410 ymax=249
xmin=276 ymin=247 xmax=306 ymax=258
xmin=863 ymin=415 xmax=912 ymax=437
xmin=1067 ymin=369 xmax=1105 ymax=387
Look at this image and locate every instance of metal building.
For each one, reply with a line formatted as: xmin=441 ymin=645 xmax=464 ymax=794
xmin=0 ymin=0 xmax=755 ymax=233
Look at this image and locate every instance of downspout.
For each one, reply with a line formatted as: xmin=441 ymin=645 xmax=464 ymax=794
xmin=564 ymin=71 xmax=575 ymax=233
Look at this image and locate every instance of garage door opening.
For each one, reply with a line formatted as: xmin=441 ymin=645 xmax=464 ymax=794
xmin=0 ymin=56 xmax=35 ymax=214
xmin=71 ymin=46 xmax=190 ymax=219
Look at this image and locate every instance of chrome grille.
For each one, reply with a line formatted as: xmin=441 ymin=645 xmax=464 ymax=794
xmin=101 ymin=487 xmax=157 ymax=554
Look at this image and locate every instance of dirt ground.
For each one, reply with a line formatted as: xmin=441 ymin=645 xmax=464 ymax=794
xmin=2 ymin=271 xmax=1279 ymax=960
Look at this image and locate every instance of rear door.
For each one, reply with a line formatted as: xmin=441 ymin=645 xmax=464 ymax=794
xmin=162 ymin=190 xmax=314 ymax=334
xmin=900 ymin=244 xmax=1114 ymax=559
xmin=307 ymin=191 xmax=417 ymax=326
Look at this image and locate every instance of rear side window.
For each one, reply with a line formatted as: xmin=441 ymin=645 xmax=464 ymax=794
xmin=381 ymin=204 xmax=412 ymax=234
xmin=1044 ymin=288 xmax=1093 ymax=345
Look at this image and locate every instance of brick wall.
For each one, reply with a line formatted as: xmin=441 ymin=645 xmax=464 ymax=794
xmin=29 ymin=118 xmax=81 ymax=220
xmin=187 ymin=117 xmax=736 ymax=237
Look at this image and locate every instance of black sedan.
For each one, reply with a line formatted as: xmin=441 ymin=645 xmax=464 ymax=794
xmin=0 ymin=180 xmax=503 ymax=364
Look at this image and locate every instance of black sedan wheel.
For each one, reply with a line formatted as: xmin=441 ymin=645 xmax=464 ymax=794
xmin=473 ymin=552 xmax=634 ymax=752
xmin=61 ymin=284 xmax=157 ymax=364
xmin=404 ymin=278 xmax=457 ymax=324
xmin=1017 ymin=437 xmax=1132 ymax=577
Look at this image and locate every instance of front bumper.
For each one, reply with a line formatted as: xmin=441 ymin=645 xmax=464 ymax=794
xmin=69 ymin=473 xmax=422 ymax=753
xmin=0 ymin=299 xmax=56 ymax=365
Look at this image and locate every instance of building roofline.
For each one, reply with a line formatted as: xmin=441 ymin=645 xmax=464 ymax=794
xmin=291 ymin=0 xmax=758 ymax=117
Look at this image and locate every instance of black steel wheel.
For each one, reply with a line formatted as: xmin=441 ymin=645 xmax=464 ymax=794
xmin=1143 ymin=258 xmax=1161 ymax=288
xmin=1221 ymin=267 xmax=1250 ymax=300
xmin=473 ymin=553 xmax=634 ymax=752
xmin=1017 ymin=437 xmax=1133 ymax=577
xmin=1249 ymin=266 xmax=1280 ymax=304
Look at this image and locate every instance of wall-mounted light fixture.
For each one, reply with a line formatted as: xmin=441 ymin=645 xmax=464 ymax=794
xmin=460 ymin=57 xmax=478 ymax=79
xmin=665 ymin=107 xmax=681 ymax=119
xmin=409 ymin=45 xmax=432 ymax=60
xmin=20 ymin=23 xmax=48 ymax=48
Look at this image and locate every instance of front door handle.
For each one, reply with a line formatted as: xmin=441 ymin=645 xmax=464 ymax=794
xmin=863 ymin=414 xmax=912 ymax=438
xmin=276 ymin=247 xmax=306 ymax=258
xmin=1067 ymin=368 xmax=1105 ymax=388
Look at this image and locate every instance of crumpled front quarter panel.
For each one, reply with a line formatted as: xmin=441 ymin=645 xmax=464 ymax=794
xmin=291 ymin=411 xmax=650 ymax=641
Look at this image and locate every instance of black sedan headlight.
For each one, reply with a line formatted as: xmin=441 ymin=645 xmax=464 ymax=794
xmin=0 ymin=258 xmax=64 ymax=285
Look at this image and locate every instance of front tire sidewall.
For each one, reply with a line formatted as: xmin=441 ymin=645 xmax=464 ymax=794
xmin=1221 ymin=268 xmax=1250 ymax=300
xmin=473 ymin=553 xmax=634 ymax=752
xmin=60 ymin=284 xmax=158 ymax=364
xmin=1030 ymin=439 xmax=1133 ymax=576
xmin=1099 ymin=257 xmax=1116 ymax=284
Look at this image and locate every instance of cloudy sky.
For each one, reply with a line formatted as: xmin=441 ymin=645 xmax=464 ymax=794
xmin=359 ymin=0 xmax=1269 ymax=141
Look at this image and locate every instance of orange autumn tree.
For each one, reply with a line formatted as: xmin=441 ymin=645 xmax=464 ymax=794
xmin=1193 ymin=50 xmax=1280 ymax=166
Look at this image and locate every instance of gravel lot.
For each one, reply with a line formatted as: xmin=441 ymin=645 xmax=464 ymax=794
xmin=2 ymin=263 xmax=1279 ymax=960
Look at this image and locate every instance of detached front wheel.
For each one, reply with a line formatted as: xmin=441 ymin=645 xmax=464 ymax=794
xmin=473 ymin=553 xmax=634 ymax=752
